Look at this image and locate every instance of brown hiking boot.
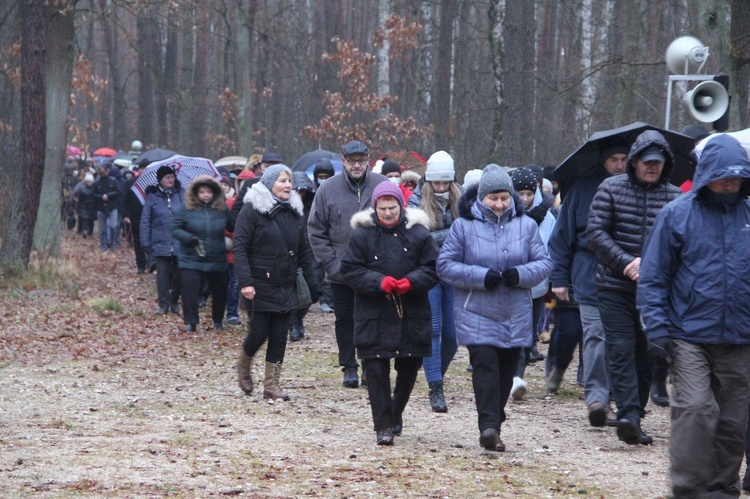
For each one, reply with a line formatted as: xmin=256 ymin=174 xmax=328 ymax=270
xmin=237 ymin=351 xmax=254 ymax=395
xmin=263 ymin=362 xmax=290 ymax=401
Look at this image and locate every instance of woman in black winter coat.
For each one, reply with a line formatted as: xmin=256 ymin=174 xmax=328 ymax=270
xmin=172 ymin=175 xmax=231 ymax=332
xmin=341 ymin=181 xmax=439 ymax=446
xmin=233 ymin=165 xmax=322 ymax=401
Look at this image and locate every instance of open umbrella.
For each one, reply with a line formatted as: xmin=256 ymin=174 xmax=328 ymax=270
xmin=131 ymin=155 xmax=221 ymax=204
xmin=92 ymin=147 xmax=117 ymax=157
xmin=292 ymin=150 xmax=339 ymax=172
xmin=134 ymin=148 xmax=176 ymax=167
xmin=66 ymin=145 xmax=81 ymax=157
xmin=304 ymin=160 xmax=342 ymax=179
xmin=554 ymin=122 xmax=695 ymax=200
xmin=215 ymin=156 xmax=248 ymax=169
xmin=692 ymin=128 xmax=750 ymax=161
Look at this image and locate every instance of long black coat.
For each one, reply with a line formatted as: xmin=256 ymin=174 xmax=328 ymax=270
xmin=233 ymin=182 xmax=322 ymax=313
xmin=341 ymin=208 xmax=439 ymax=359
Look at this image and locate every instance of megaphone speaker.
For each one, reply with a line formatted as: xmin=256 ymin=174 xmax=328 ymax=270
xmin=684 ymin=80 xmax=729 ymax=123
xmin=666 ymin=36 xmax=709 ymax=75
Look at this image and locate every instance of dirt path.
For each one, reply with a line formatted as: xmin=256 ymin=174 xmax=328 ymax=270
xmin=0 ymin=235 xmax=675 ymax=497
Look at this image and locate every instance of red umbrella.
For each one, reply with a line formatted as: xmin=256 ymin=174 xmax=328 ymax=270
xmin=92 ymin=147 xmax=117 ymax=157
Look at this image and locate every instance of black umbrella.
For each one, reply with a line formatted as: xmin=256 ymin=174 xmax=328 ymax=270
xmin=134 ymin=148 xmax=176 ymax=167
xmin=292 ymin=149 xmax=339 ymax=172
xmin=554 ymin=122 xmax=695 ymax=200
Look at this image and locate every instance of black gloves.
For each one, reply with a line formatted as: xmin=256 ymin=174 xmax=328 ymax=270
xmin=647 ymin=337 xmax=674 ymax=367
xmin=502 ymin=268 xmax=520 ymax=287
xmin=484 ymin=270 xmax=503 ymax=290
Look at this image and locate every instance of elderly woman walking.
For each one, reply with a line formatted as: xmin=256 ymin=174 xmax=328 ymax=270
xmin=437 ymin=165 xmax=552 ymax=451
xmin=341 ymin=181 xmax=439 ymax=445
xmin=233 ymin=165 xmax=322 ymax=401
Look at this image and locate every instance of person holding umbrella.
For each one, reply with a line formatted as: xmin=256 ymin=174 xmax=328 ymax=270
xmin=586 ymin=130 xmax=683 ymax=445
xmin=548 ymin=139 xmax=628 ymax=427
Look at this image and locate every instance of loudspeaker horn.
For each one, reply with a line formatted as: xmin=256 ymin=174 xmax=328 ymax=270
xmin=666 ymin=36 xmax=709 ymax=75
xmin=684 ymin=80 xmax=729 ymax=123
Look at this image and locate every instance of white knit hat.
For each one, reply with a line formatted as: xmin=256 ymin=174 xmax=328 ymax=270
xmin=84 ymin=173 xmax=94 ymax=183
xmin=425 ymin=151 xmax=455 ymax=182
xmin=463 ymin=169 xmax=483 ymax=188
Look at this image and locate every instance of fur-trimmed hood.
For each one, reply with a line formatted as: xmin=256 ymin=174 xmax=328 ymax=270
xmin=185 ymin=175 xmax=226 ymax=210
xmin=457 ymin=183 xmax=525 ymax=220
xmin=243 ymin=180 xmax=305 ymax=216
xmin=350 ymin=207 xmax=431 ymax=230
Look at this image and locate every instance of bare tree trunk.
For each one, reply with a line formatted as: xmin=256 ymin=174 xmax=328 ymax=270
xmin=433 ymin=0 xmax=456 ymax=148
xmin=177 ymin=2 xmax=195 ymax=153
xmin=235 ymin=0 xmax=257 ymax=154
xmin=32 ymin=3 xmax=75 ymax=256
xmin=189 ymin=7 xmax=209 ymax=157
xmin=731 ymin=0 xmax=750 ymax=127
xmin=488 ymin=0 xmax=504 ymax=159
xmin=502 ymin=0 xmax=535 ymax=165
xmin=137 ymin=6 xmax=155 ymax=147
xmin=97 ymin=0 xmax=123 ymax=147
xmin=376 ymin=0 xmax=391 ymax=117
xmin=162 ymin=10 xmax=178 ymax=148
xmin=0 ymin=0 xmax=46 ymax=269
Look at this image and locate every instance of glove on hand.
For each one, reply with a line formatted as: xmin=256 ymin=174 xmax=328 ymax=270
xmin=394 ymin=278 xmax=412 ymax=294
xmin=502 ymin=268 xmax=520 ymax=287
xmin=484 ymin=269 xmax=503 ymax=290
xmin=647 ymin=337 xmax=674 ymax=367
xmin=381 ymin=276 xmax=398 ymax=293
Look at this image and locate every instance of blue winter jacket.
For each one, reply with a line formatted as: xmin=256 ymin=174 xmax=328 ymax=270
xmin=140 ymin=181 xmax=184 ymax=257
xmin=548 ymin=166 xmax=609 ymax=306
xmin=437 ymin=185 xmax=552 ymax=349
xmin=638 ymin=134 xmax=750 ymax=345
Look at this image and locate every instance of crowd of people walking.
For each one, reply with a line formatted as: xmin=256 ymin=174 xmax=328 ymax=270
xmin=63 ymin=126 xmax=750 ymax=498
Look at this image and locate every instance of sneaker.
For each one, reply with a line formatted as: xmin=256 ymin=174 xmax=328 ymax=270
xmin=213 ymin=321 xmax=223 ymax=331
xmin=170 ymin=304 xmax=180 ymax=314
xmin=510 ymin=376 xmax=527 ymax=401
xmin=342 ymin=367 xmax=359 ymax=388
xmin=319 ymin=303 xmax=334 ymax=313
xmin=185 ymin=324 xmax=197 ymax=332
xmin=226 ymin=316 xmax=242 ymax=325
xmin=546 ymin=365 xmax=565 ymax=394
xmin=376 ymin=428 xmax=394 ymax=446
xmin=154 ymin=307 xmax=168 ymax=315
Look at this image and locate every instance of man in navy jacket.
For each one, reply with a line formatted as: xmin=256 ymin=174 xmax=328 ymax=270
xmin=638 ymin=134 xmax=750 ymax=497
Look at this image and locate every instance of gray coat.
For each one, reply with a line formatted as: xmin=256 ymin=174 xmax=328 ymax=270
xmin=307 ymin=168 xmax=387 ymax=284
xmin=437 ymin=185 xmax=552 ymax=349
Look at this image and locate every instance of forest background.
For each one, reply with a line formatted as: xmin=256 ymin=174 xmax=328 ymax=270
xmin=0 ymin=0 xmax=749 ymax=268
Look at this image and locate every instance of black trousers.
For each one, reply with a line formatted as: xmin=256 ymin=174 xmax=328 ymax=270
xmin=243 ymin=310 xmax=291 ymax=364
xmin=181 ymin=268 xmax=228 ymax=325
xmin=467 ymin=345 xmax=521 ymax=432
xmin=130 ymin=222 xmax=147 ymax=271
xmin=331 ymin=282 xmax=357 ymax=369
xmin=155 ymin=255 xmax=181 ymax=309
xmin=598 ymin=288 xmax=652 ymax=420
xmin=363 ymin=357 xmax=422 ymax=431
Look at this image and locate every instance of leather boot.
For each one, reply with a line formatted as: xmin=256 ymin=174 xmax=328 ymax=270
xmin=289 ymin=308 xmax=307 ymax=342
xmin=263 ymin=362 xmax=290 ymax=401
xmin=237 ymin=351 xmax=254 ymax=395
xmin=650 ymin=367 xmax=670 ymax=407
xmin=428 ymin=381 xmax=448 ymax=413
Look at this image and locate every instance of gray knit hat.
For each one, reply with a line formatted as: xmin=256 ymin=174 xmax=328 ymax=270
xmin=259 ymin=164 xmax=293 ymax=191
xmin=478 ymin=163 xmax=514 ymax=200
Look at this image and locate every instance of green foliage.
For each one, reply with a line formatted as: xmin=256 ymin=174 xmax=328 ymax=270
xmin=87 ymin=297 xmax=124 ymax=315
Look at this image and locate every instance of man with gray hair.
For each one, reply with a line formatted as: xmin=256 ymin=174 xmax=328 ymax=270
xmin=308 ymin=140 xmax=387 ymax=388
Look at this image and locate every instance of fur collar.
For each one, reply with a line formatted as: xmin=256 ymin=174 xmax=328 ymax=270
xmin=244 ymin=181 xmax=304 ymax=216
xmin=458 ymin=184 xmax=524 ymax=220
xmin=185 ymin=175 xmax=226 ymax=210
xmin=350 ymin=207 xmax=432 ymax=230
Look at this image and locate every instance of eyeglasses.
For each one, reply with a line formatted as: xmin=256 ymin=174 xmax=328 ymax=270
xmin=345 ymin=157 xmax=368 ymax=166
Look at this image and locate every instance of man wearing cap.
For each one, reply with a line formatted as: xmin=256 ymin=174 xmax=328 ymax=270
xmin=254 ymin=152 xmax=283 ymax=177
xmin=548 ymin=140 xmax=628 ymax=428
xmin=638 ymin=134 xmax=750 ymax=496
xmin=587 ymin=130 xmax=682 ymax=446
xmin=308 ymin=140 xmax=387 ymax=388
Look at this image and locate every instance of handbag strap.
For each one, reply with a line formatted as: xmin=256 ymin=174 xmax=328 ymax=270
xmin=269 ymin=215 xmax=298 ymax=265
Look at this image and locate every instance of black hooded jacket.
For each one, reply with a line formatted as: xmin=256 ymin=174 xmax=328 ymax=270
xmin=586 ymin=130 xmax=683 ymax=294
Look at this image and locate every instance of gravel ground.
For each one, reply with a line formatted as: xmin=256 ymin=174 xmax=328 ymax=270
xmin=0 ymin=236 xmax=680 ymax=497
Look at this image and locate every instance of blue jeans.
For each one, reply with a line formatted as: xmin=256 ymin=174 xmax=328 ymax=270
xmin=422 ymin=281 xmax=457 ymax=383
xmin=226 ymin=263 xmax=239 ymax=319
xmin=550 ymin=306 xmax=583 ymax=371
xmin=97 ymin=209 xmax=118 ymax=250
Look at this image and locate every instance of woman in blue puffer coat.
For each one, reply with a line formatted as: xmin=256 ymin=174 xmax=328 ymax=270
xmin=437 ymin=164 xmax=552 ymax=452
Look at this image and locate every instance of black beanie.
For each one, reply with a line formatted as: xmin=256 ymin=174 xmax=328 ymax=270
xmin=381 ymin=159 xmax=402 ymax=176
xmin=511 ymin=167 xmax=538 ymax=193
xmin=156 ymin=165 xmax=175 ymax=183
